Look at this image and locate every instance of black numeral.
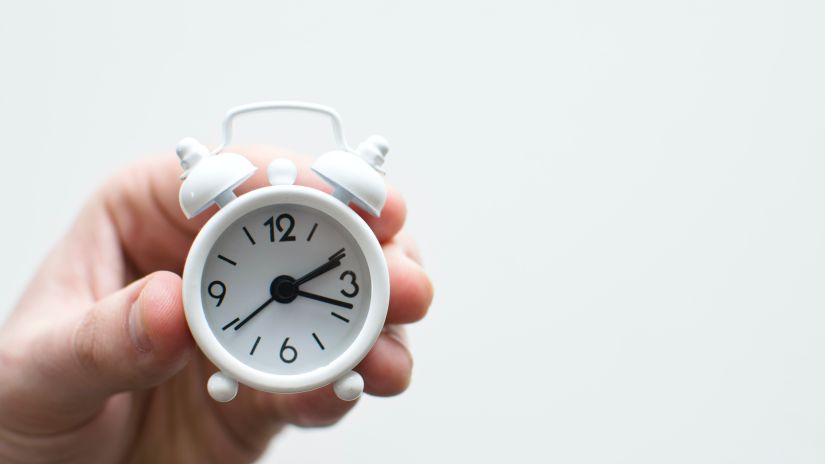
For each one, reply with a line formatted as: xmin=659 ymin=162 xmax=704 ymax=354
xmin=264 ymin=214 xmax=297 ymax=242
xmin=208 ymin=281 xmax=226 ymax=307
xmin=339 ymin=271 xmax=359 ymax=298
xmin=280 ymin=337 xmax=297 ymax=363
xmin=264 ymin=216 xmax=275 ymax=242
xmin=276 ymin=214 xmax=296 ymax=241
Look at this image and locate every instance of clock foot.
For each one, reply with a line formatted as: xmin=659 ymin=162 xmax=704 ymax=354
xmin=333 ymin=371 xmax=364 ymax=401
xmin=208 ymin=371 xmax=239 ymax=402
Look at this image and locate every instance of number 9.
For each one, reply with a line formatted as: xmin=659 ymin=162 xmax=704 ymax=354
xmin=208 ymin=280 xmax=226 ymax=307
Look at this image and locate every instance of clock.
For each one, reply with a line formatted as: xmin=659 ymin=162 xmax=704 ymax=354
xmin=174 ymin=102 xmax=391 ymax=403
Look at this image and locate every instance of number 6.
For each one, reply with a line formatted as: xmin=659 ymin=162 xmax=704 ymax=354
xmin=280 ymin=337 xmax=297 ymax=363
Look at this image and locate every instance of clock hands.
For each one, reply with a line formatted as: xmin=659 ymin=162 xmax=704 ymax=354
xmin=233 ymin=296 xmax=276 ymax=330
xmin=293 ymin=248 xmax=346 ymax=286
xmin=232 ymin=248 xmax=351 ymax=331
xmin=295 ymin=290 xmax=353 ymax=309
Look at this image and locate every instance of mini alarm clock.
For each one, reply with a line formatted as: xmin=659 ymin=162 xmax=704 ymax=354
xmin=175 ymin=102 xmax=390 ymax=403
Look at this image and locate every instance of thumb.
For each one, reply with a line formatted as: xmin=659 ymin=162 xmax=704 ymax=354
xmin=69 ymin=271 xmax=193 ymax=395
xmin=10 ymin=271 xmax=193 ymax=431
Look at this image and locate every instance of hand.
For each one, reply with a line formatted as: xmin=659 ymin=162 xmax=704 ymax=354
xmin=0 ymin=147 xmax=433 ymax=463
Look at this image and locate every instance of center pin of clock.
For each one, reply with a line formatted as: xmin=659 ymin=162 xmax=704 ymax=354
xmin=270 ymin=275 xmax=298 ymax=304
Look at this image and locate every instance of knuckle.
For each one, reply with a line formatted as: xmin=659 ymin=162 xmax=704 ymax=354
xmin=293 ymin=408 xmax=349 ymax=428
xmin=72 ymin=311 xmax=105 ymax=376
xmin=420 ymin=273 xmax=435 ymax=311
xmin=283 ymin=390 xmax=355 ymax=428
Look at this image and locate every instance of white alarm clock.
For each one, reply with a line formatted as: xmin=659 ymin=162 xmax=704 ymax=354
xmin=174 ymin=102 xmax=390 ymax=403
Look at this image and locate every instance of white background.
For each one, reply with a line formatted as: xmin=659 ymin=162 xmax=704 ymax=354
xmin=1 ymin=1 xmax=824 ymax=462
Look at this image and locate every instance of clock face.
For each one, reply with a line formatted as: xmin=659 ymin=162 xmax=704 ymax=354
xmin=200 ymin=203 xmax=372 ymax=375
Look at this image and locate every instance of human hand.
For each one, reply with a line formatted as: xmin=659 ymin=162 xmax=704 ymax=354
xmin=0 ymin=147 xmax=433 ymax=463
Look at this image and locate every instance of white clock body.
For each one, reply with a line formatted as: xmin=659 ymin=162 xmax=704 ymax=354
xmin=182 ymin=185 xmax=389 ymax=398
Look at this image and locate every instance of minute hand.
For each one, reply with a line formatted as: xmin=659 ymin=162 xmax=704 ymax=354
xmin=296 ymin=290 xmax=354 ymax=309
xmin=294 ymin=248 xmax=346 ymax=286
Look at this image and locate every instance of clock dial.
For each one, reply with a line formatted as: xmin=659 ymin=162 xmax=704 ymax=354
xmin=201 ymin=203 xmax=372 ymax=375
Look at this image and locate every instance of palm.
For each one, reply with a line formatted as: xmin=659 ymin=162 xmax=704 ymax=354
xmin=0 ymin=149 xmax=431 ymax=464
xmin=120 ymin=353 xmax=282 ymax=462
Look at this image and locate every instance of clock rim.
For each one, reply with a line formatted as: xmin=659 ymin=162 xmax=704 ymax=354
xmin=182 ymin=185 xmax=390 ymax=393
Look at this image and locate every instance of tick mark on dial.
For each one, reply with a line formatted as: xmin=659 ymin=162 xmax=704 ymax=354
xmin=222 ymin=317 xmax=240 ymax=331
xmin=307 ymin=223 xmax=318 ymax=241
xmin=217 ymin=255 xmax=237 ymax=266
xmin=242 ymin=226 xmax=256 ymax=245
xmin=331 ymin=312 xmax=350 ymax=323
xmin=250 ymin=336 xmax=261 ymax=355
xmin=312 ymin=332 xmax=325 ymax=350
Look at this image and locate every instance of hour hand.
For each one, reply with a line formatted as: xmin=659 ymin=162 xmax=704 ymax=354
xmin=295 ymin=290 xmax=353 ymax=309
xmin=293 ymin=248 xmax=346 ymax=286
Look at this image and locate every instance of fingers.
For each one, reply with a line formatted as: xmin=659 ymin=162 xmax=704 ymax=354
xmin=266 ymin=385 xmax=358 ymax=428
xmin=102 ymin=146 xmax=407 ymax=275
xmin=385 ymin=236 xmax=434 ymax=324
xmin=11 ymin=272 xmax=193 ymax=430
xmin=355 ymin=185 xmax=407 ymax=243
xmin=356 ymin=326 xmax=414 ymax=396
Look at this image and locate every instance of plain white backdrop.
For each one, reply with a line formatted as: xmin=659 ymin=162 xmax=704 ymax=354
xmin=2 ymin=1 xmax=825 ymax=462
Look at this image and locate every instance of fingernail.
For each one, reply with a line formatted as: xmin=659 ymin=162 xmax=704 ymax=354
xmin=129 ymin=299 xmax=153 ymax=353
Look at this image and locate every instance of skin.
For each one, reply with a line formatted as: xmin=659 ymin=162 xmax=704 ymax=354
xmin=0 ymin=147 xmax=433 ymax=463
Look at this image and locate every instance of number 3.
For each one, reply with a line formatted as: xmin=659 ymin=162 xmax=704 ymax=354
xmin=339 ymin=270 xmax=359 ymax=298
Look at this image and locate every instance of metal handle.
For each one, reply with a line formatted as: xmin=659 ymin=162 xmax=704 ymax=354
xmin=212 ymin=101 xmax=352 ymax=155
